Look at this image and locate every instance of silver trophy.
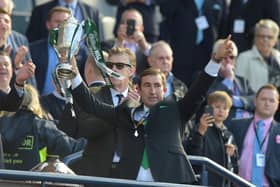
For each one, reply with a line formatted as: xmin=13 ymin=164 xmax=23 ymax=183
xmin=49 ymin=16 xmax=83 ymax=80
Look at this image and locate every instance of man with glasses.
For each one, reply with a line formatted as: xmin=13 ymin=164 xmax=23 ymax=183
xmin=235 ymin=19 xmax=280 ymax=92
xmin=208 ymin=39 xmax=255 ymax=125
xmin=59 ymin=47 xmax=140 ymax=180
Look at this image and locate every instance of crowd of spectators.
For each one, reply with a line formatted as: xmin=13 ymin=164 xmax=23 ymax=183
xmin=0 ymin=0 xmax=280 ymax=187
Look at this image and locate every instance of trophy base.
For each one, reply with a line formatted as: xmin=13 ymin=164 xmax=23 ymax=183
xmin=56 ymin=63 xmax=76 ymax=80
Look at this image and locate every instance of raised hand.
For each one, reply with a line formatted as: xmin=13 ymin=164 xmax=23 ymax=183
xmin=212 ymin=35 xmax=235 ymax=63
xmin=198 ymin=113 xmax=215 ymax=135
xmin=14 ymin=45 xmax=28 ymax=69
xmin=15 ymin=60 xmax=36 ymax=86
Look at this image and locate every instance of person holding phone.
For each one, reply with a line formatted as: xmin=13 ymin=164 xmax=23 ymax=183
xmin=112 ymin=8 xmax=151 ymax=74
xmin=184 ymin=91 xmax=239 ymax=187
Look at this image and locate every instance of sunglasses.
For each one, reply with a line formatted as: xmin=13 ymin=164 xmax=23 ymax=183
xmin=106 ymin=62 xmax=132 ymax=70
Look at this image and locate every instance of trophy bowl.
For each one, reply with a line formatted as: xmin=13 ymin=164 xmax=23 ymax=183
xmin=50 ymin=16 xmax=80 ymax=80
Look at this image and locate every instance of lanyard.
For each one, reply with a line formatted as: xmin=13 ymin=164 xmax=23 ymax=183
xmin=131 ymin=108 xmax=149 ymax=137
xmin=253 ymin=120 xmax=272 ymax=150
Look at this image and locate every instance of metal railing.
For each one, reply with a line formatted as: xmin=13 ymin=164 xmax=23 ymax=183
xmin=0 ymin=154 xmax=255 ymax=187
xmin=0 ymin=169 xmax=199 ymax=187
xmin=188 ymin=155 xmax=255 ymax=187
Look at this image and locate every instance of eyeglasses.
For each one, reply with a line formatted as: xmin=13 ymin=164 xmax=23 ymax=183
xmin=256 ymin=34 xmax=275 ymax=40
xmin=106 ymin=62 xmax=132 ymax=70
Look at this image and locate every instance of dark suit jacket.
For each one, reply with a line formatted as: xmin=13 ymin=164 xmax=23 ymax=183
xmin=26 ymin=0 xmax=99 ymax=42
xmin=30 ymin=39 xmax=87 ymax=95
xmin=40 ymin=93 xmax=66 ymax=121
xmin=106 ymin=0 xmax=159 ymax=42
xmin=71 ymin=71 xmax=215 ymax=183
xmin=228 ymin=118 xmax=280 ymax=187
xmin=157 ymin=0 xmax=227 ymax=86
xmin=59 ymin=86 xmax=119 ymax=178
xmin=0 ymin=85 xmax=22 ymax=111
xmin=0 ymin=85 xmax=23 ymax=169
xmin=227 ymin=0 xmax=280 ymax=52
xmin=208 ymin=75 xmax=255 ymax=124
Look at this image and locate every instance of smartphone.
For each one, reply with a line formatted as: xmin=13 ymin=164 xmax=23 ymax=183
xmin=204 ymin=105 xmax=214 ymax=116
xmin=126 ymin=19 xmax=136 ymax=36
xmin=204 ymin=105 xmax=214 ymax=126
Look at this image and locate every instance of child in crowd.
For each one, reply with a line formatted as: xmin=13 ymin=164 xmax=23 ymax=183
xmin=184 ymin=91 xmax=239 ymax=187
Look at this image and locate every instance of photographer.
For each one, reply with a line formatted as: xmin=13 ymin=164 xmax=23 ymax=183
xmin=103 ymin=8 xmax=151 ymax=75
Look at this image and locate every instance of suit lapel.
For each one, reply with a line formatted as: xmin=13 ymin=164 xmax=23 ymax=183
xmin=234 ymin=76 xmax=243 ymax=94
xmin=77 ymin=2 xmax=88 ymax=20
xmin=41 ymin=39 xmax=50 ymax=87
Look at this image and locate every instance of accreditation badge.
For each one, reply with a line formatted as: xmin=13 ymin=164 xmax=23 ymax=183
xmin=256 ymin=153 xmax=265 ymax=167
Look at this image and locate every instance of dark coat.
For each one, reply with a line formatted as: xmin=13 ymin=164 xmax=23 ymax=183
xmin=40 ymin=93 xmax=66 ymax=120
xmin=227 ymin=0 xmax=280 ymax=52
xmin=26 ymin=0 xmax=99 ymax=42
xmin=71 ymin=71 xmax=215 ymax=184
xmin=0 ymin=109 xmax=87 ymax=170
xmin=0 ymin=85 xmax=22 ymax=111
xmin=0 ymin=85 xmax=23 ymax=169
xmin=185 ymin=124 xmax=239 ymax=187
xmin=59 ymin=86 xmax=119 ymax=178
xmin=228 ymin=118 xmax=280 ymax=187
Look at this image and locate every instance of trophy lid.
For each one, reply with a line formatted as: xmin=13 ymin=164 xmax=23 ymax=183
xmin=31 ymin=155 xmax=75 ymax=175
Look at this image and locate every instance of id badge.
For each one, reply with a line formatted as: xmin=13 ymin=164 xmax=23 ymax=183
xmin=233 ymin=19 xmax=245 ymax=33
xmin=195 ymin=16 xmax=209 ymax=31
xmin=256 ymin=153 xmax=265 ymax=167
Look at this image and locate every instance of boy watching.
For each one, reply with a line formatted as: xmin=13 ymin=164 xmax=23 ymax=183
xmin=185 ymin=91 xmax=239 ymax=187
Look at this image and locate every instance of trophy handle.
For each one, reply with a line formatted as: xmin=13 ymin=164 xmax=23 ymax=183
xmin=69 ymin=21 xmax=84 ymax=59
xmin=84 ymin=19 xmax=124 ymax=82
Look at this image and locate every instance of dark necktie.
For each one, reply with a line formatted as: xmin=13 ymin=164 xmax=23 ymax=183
xmin=116 ymin=94 xmax=124 ymax=105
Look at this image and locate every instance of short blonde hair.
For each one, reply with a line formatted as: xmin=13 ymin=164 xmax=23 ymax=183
xmin=255 ymin=19 xmax=279 ymax=39
xmin=108 ymin=47 xmax=136 ymax=68
xmin=208 ymin=91 xmax=232 ymax=109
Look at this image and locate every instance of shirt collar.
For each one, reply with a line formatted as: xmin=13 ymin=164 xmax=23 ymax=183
xmin=110 ymin=87 xmax=129 ymax=98
xmin=143 ymin=105 xmax=150 ymax=113
xmin=166 ymin=72 xmax=174 ymax=83
xmin=59 ymin=0 xmax=78 ymax=9
xmin=254 ymin=114 xmax=273 ymax=127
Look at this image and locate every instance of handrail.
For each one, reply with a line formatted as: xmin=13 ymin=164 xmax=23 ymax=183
xmin=188 ymin=155 xmax=255 ymax=187
xmin=0 ymin=169 xmax=198 ymax=187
